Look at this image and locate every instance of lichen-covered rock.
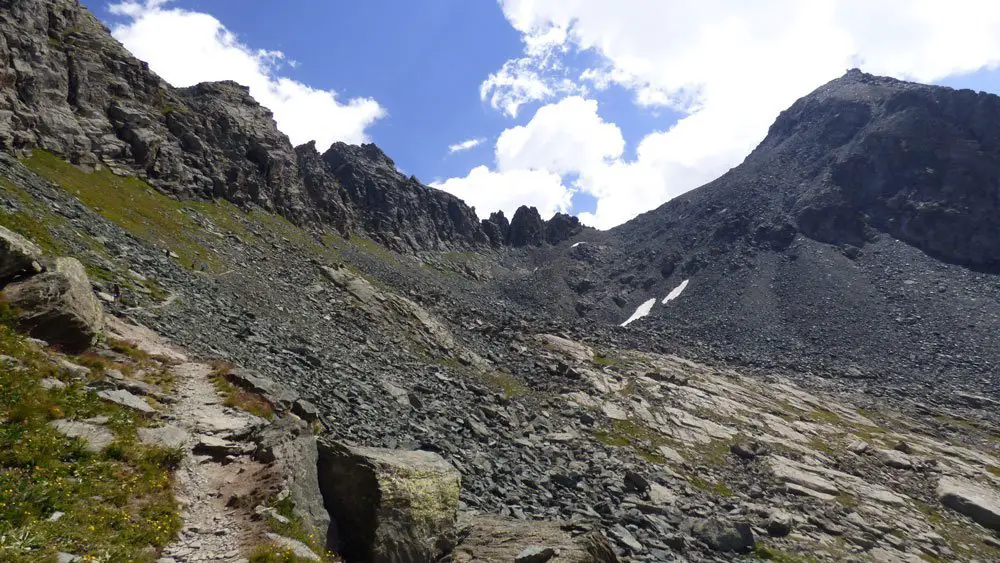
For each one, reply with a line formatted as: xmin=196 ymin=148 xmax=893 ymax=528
xmin=0 ymin=225 xmax=43 ymax=282
xmin=318 ymin=439 xmax=460 ymax=563
xmin=1 ymin=257 xmax=103 ymax=351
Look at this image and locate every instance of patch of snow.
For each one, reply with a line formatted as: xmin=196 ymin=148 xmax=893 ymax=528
xmin=620 ymin=298 xmax=656 ymax=327
xmin=662 ymin=279 xmax=689 ymax=304
xmin=571 ymin=242 xmax=586 ymax=248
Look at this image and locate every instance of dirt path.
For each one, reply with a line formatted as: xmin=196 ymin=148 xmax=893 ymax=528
xmin=108 ymin=318 xmax=268 ymax=562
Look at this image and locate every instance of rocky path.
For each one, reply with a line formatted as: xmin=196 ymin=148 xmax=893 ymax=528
xmin=160 ymin=362 xmax=268 ymax=562
xmin=108 ymin=319 xmax=270 ymax=562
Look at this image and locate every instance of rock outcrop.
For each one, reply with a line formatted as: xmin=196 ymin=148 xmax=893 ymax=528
xmin=318 ymin=439 xmax=461 ymax=563
xmin=0 ymin=225 xmax=43 ymax=281
xmin=937 ymin=477 xmax=1000 ymax=532
xmin=1 ymin=256 xmax=103 ymax=350
xmin=253 ymin=417 xmax=332 ymax=547
xmin=507 ymin=206 xmax=546 ymax=247
xmin=318 ymin=142 xmax=490 ymax=251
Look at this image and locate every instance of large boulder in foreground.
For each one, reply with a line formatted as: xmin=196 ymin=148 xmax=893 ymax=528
xmin=318 ymin=440 xmax=461 ymax=563
xmin=1 ymin=257 xmax=103 ymax=351
xmin=0 ymin=226 xmax=43 ymax=282
xmin=937 ymin=476 xmax=1000 ymax=531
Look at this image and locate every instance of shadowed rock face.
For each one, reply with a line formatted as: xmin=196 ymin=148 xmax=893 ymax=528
xmin=507 ymin=206 xmax=546 ymax=247
xmin=617 ymin=70 xmax=1000 ymax=273
xmin=766 ymin=70 xmax=1000 ymax=272
xmin=504 ymin=206 xmax=582 ymax=247
xmin=319 ymin=142 xmax=490 ymax=251
xmin=0 ymin=225 xmax=43 ymax=281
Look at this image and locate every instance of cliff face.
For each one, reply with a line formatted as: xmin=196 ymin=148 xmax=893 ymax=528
xmin=0 ymin=0 xmax=585 ymax=251
xmin=767 ymin=70 xmax=1000 ymax=272
xmin=0 ymin=0 xmax=311 ymax=214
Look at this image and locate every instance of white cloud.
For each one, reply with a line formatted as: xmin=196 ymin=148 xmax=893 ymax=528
xmin=495 ymin=96 xmax=623 ymax=174
xmin=436 ymin=95 xmax=623 ymax=223
xmin=431 ymin=166 xmax=572 ymax=220
xmin=447 ymin=138 xmax=486 ymax=154
xmin=480 ymin=59 xmax=554 ymax=118
xmin=478 ymin=0 xmax=1000 ymax=228
xmin=108 ymin=0 xmax=385 ymax=148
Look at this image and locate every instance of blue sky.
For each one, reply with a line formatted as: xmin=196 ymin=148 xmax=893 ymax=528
xmin=97 ymin=1 xmax=1000 ymax=228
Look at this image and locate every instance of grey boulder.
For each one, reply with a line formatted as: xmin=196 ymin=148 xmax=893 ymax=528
xmin=253 ymin=417 xmax=331 ymax=548
xmin=49 ymin=419 xmax=114 ymax=453
xmin=0 ymin=225 xmax=43 ymax=282
xmin=682 ymin=517 xmax=756 ymax=554
xmin=318 ymin=439 xmax=461 ymax=563
xmin=1 ymin=257 xmax=103 ymax=352
xmin=937 ymin=476 xmax=1000 ymax=531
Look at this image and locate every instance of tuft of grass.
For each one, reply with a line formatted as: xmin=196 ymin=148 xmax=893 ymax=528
xmin=142 ymin=366 xmax=176 ymax=394
xmin=71 ymin=351 xmax=111 ymax=376
xmin=688 ymin=475 xmax=733 ymax=497
xmin=0 ymin=180 xmax=66 ymax=256
xmin=106 ymin=338 xmax=177 ymax=392
xmin=593 ymin=418 xmax=673 ymax=463
xmin=834 ymin=492 xmax=859 ymax=508
xmin=479 ymin=371 xmax=529 ymax=398
xmin=258 ymin=496 xmax=338 ymax=562
xmin=591 ymin=352 xmax=620 ymax=368
xmin=108 ymin=338 xmax=151 ymax=364
xmin=248 ymin=209 xmax=326 ymax=255
xmin=249 ymin=544 xmax=328 ymax=563
xmin=690 ymin=439 xmax=735 ymax=466
xmin=347 ymin=235 xmax=397 ymax=263
xmin=209 ymin=362 xmax=275 ymax=420
xmin=807 ymin=408 xmax=845 ymax=426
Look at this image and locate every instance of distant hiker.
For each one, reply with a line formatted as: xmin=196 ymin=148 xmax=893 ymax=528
xmin=112 ymin=283 xmax=122 ymax=301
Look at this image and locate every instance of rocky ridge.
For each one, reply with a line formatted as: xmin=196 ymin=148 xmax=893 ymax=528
xmin=0 ymin=0 xmax=581 ymax=252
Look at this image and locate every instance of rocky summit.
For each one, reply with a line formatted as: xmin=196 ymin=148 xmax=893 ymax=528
xmin=0 ymin=0 xmax=998 ymax=562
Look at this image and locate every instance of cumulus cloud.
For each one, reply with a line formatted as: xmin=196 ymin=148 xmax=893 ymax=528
xmin=447 ymin=138 xmax=486 ymax=154
xmin=495 ymin=96 xmax=623 ymax=174
xmin=435 ymin=95 xmax=624 ymax=223
xmin=108 ymin=0 xmax=385 ymax=147
xmin=475 ymin=0 xmax=1000 ymax=228
xmin=431 ymin=166 xmax=572 ymax=219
